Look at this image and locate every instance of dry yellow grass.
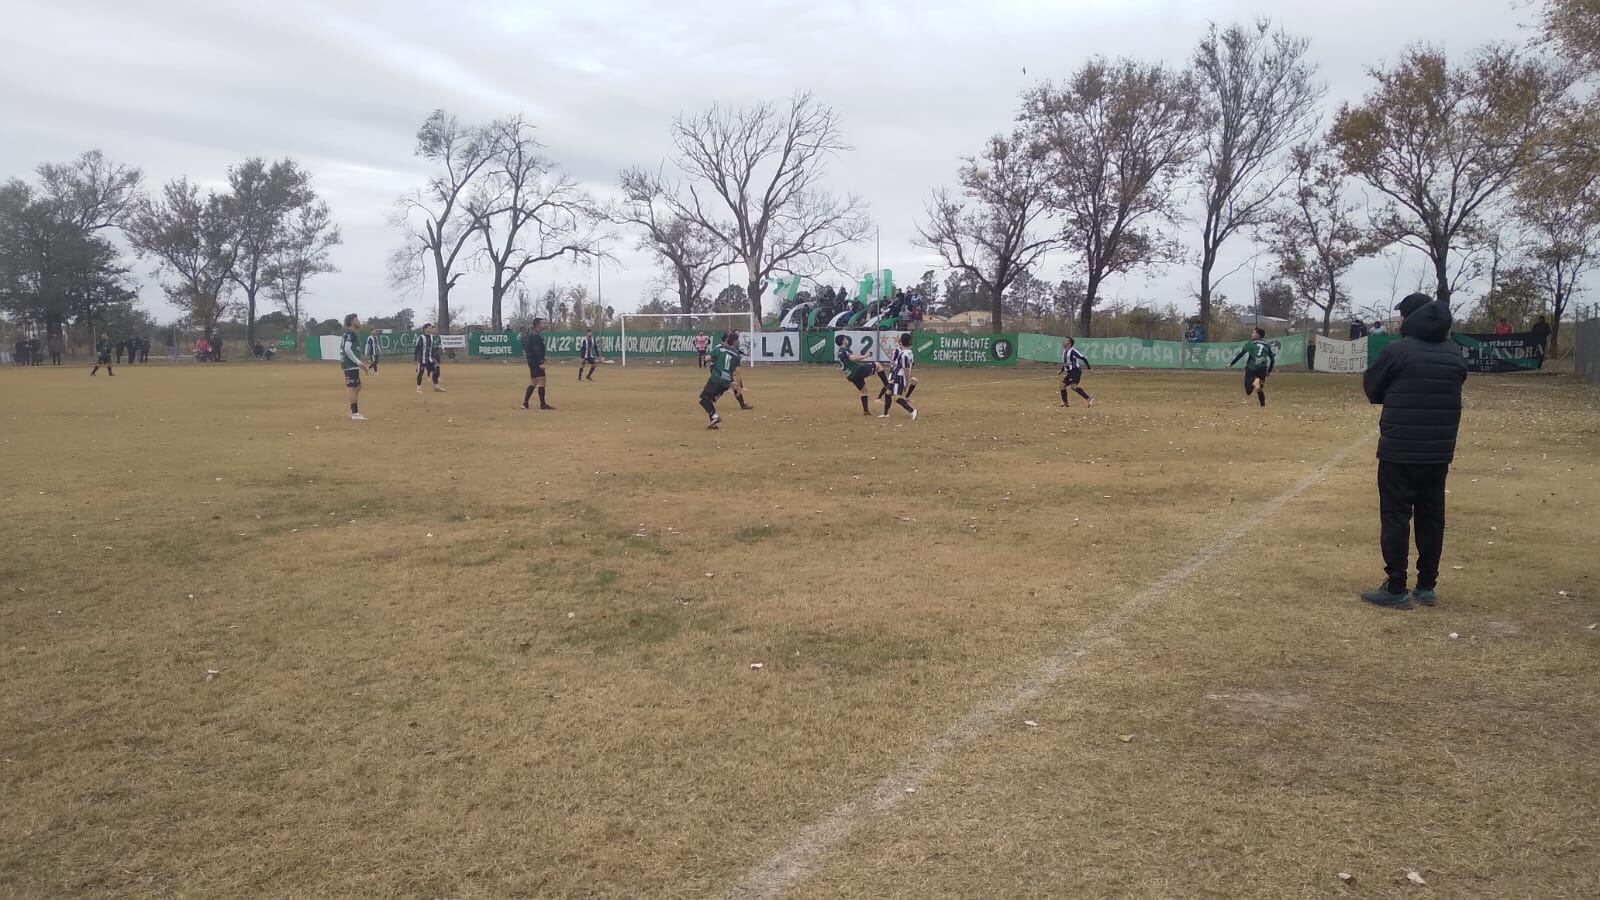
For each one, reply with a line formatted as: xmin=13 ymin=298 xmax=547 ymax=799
xmin=1 ymin=359 xmax=1596 ymax=898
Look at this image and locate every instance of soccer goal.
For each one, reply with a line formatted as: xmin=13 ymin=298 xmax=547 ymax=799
xmin=616 ymin=312 xmax=760 ymax=366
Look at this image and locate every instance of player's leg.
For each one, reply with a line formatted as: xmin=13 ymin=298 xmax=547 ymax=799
xmin=904 ymin=376 xmax=917 ymax=398
xmin=1243 ymin=367 xmax=1256 ymax=396
xmin=347 ymin=370 xmax=365 ymax=420
xmin=1255 ymin=371 xmax=1268 ymax=407
xmin=536 ymin=373 xmax=552 ymax=409
xmin=1060 ymin=375 xmax=1071 ymax=407
xmin=732 ymin=375 xmax=753 ymax=410
xmin=432 ymin=364 xmax=444 ymax=390
xmin=1071 ymin=370 xmax=1093 ymax=404
xmin=851 ymin=373 xmax=870 ymax=415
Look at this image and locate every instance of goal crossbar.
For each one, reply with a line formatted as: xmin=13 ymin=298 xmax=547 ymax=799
xmin=617 ymin=312 xmax=759 ymax=366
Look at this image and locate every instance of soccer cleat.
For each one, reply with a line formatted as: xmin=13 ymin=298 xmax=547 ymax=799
xmin=350 ymin=413 xmax=368 ymax=421
xmin=707 ymin=414 xmax=720 ymax=429
xmin=1411 ymin=588 xmax=1437 ymax=607
xmin=878 ymin=413 xmax=890 ymax=418
xmin=416 ymin=387 xmax=422 ymax=393
xmin=1361 ymin=585 xmax=1413 ymax=610
xmin=1087 ymin=398 xmax=1095 ymax=407
xmin=520 ymin=404 xmax=530 ymax=411
xmin=540 ymin=404 xmax=555 ymax=410
xmin=433 ymin=385 xmax=446 ymax=392
xmin=910 ymin=409 xmax=918 ymax=421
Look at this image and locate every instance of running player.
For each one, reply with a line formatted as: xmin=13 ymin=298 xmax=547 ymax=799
xmin=1060 ymin=337 xmax=1094 ymax=407
xmin=90 ymin=333 xmax=114 ymax=376
xmin=1229 ymin=328 xmax=1277 ymax=407
xmin=880 ymin=332 xmax=919 ymax=419
xmin=698 ymin=331 xmax=743 ymax=429
xmin=415 ymin=323 xmax=444 ymax=392
xmin=578 ymin=329 xmax=599 ymax=381
xmin=693 ymin=332 xmax=711 ymax=369
xmin=836 ymin=335 xmax=883 ymax=416
xmin=365 ymin=330 xmax=381 ymax=373
xmin=521 ymin=319 xmax=553 ymax=410
xmin=340 ymin=314 xmax=369 ymax=420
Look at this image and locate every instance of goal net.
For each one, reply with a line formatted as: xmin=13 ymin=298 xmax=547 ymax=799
xmin=616 ymin=312 xmax=760 ymax=366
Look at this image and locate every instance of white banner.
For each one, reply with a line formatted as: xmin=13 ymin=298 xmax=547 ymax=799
xmin=318 ymin=335 xmax=344 ymax=361
xmin=439 ymin=334 xmax=467 ymax=350
xmin=830 ymin=329 xmax=910 ymax=362
xmin=1314 ymin=335 xmax=1367 ymax=373
xmin=748 ymin=331 xmax=802 ymax=363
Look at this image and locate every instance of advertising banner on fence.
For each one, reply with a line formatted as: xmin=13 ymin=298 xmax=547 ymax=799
xmin=1369 ymin=332 xmax=1545 ymax=373
xmin=1313 ymin=335 xmax=1367 ymax=373
xmin=912 ymin=332 xmax=1017 ymax=367
xmin=1018 ymin=333 xmax=1306 ymax=370
xmin=748 ymin=331 xmax=802 ymax=363
xmin=802 ymin=330 xmax=903 ymax=363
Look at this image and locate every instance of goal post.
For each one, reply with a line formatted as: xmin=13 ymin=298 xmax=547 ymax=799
xmin=617 ymin=312 xmax=761 ymax=366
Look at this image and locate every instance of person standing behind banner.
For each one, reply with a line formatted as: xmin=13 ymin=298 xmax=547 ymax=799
xmin=1349 ymin=320 xmax=1369 ymax=341
xmin=1494 ymin=317 xmax=1513 ymax=336
xmin=1360 ymin=293 xmax=1468 ymax=611
xmin=1531 ymin=316 xmax=1551 ymax=356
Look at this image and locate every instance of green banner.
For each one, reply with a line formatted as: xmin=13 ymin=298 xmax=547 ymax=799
xmin=468 ymin=331 xmax=521 ymax=358
xmin=465 ymin=330 xmax=708 ymax=358
xmin=275 ymin=334 xmax=296 ymax=350
xmin=912 ymin=333 xmax=1018 ymax=367
xmin=1018 ymin=333 xmax=1306 ymax=369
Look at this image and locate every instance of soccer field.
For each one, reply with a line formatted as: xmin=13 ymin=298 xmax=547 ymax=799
xmin=2 ymin=360 xmax=1597 ymax=897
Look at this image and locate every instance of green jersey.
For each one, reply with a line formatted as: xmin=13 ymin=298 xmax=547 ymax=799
xmin=836 ymin=344 xmax=869 ymax=377
xmin=95 ymin=338 xmax=112 ymax=357
xmin=1232 ymin=339 xmax=1276 ymax=371
xmin=709 ymin=345 xmax=741 ymax=382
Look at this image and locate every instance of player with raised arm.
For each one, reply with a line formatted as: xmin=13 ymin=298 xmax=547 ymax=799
xmin=698 ymin=331 xmax=743 ymax=429
xmin=1229 ymin=328 xmax=1277 ymax=408
xmin=521 ymin=319 xmax=554 ymax=410
xmin=578 ymin=330 xmax=599 ymax=381
xmin=880 ymin=332 xmax=919 ymax=419
xmin=415 ymin=323 xmax=444 ymax=392
xmin=339 ymin=314 xmax=370 ymax=420
xmin=1060 ymin=337 xmax=1094 ymax=407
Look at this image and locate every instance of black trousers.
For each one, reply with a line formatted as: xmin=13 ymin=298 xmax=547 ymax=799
xmin=1378 ymin=460 xmax=1449 ymax=591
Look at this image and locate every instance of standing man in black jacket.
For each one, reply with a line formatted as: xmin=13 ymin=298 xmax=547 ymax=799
xmin=1361 ymin=293 xmax=1468 ymax=609
xmin=520 ymin=319 xmax=554 ymax=410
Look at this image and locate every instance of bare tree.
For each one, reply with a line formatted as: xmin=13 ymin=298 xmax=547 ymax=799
xmin=1266 ymin=143 xmax=1374 ymax=335
xmin=265 ymin=200 xmax=341 ymax=351
xmin=1191 ymin=19 xmax=1323 ymax=331
xmin=1020 ymin=58 xmax=1200 ymax=332
xmin=1329 ymin=45 xmax=1572 ymax=306
xmin=36 ymin=150 xmax=144 ymax=233
xmin=390 ymin=110 xmax=494 ymax=330
xmin=127 ymin=178 xmax=240 ymax=336
xmin=1517 ymin=128 xmax=1600 ymax=351
xmin=914 ymin=132 xmax=1058 ymax=333
xmin=470 ymin=116 xmax=610 ymax=330
xmin=616 ymin=167 xmax=732 ymax=315
xmin=660 ymin=92 xmax=870 ymax=319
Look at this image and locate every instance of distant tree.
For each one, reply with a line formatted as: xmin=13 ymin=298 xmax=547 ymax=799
xmin=941 ymin=270 xmax=987 ymax=315
xmin=264 ymin=200 xmax=340 ymax=350
xmin=127 ymin=177 xmax=241 ymax=335
xmin=1466 ymin=265 xmax=1545 ymax=330
xmin=1021 ymin=58 xmax=1200 ymax=331
xmin=916 ymin=132 xmax=1058 ymax=333
xmin=1267 ymin=143 xmax=1374 ymax=335
xmin=1516 ymin=118 xmax=1600 ymax=350
xmin=1253 ymin=279 xmax=1299 ymax=319
xmin=616 ymin=167 xmax=731 ymax=315
xmin=1051 ymin=279 xmax=1087 ymax=322
xmin=1003 ymin=268 xmax=1054 ymax=320
xmin=1190 ymin=19 xmax=1323 ymax=331
xmin=1330 ymin=45 xmax=1572 ymax=305
xmin=472 ymin=116 xmax=608 ymax=330
xmin=656 ymin=92 xmax=871 ymax=318
xmin=710 ymin=284 xmax=748 ymax=314
xmin=390 ymin=110 xmax=495 ymax=331
xmin=225 ymin=158 xmax=317 ymax=346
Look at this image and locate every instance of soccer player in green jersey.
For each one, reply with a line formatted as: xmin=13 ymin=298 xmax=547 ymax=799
xmin=90 ymin=333 xmax=114 ymax=376
xmin=1229 ymin=328 xmax=1277 ymax=407
xmin=339 ymin=313 xmax=371 ymax=421
xmin=698 ymin=332 xmax=743 ymax=429
xmin=835 ymin=335 xmax=884 ymax=416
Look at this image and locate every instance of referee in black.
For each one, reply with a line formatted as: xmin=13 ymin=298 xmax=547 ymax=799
xmin=521 ymin=319 xmax=554 ymax=410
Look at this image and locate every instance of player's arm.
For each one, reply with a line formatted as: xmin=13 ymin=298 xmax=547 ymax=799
xmin=1266 ymin=346 xmax=1277 ymax=374
xmin=1229 ymin=347 xmax=1246 ymax=367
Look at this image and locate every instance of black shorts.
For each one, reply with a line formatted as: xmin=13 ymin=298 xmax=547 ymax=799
xmin=1245 ymin=367 xmax=1269 ymax=389
xmin=344 ymin=368 xmax=361 ymax=388
xmin=889 ymin=373 xmax=909 ymax=396
xmin=97 ymin=354 xmax=111 ymax=364
xmin=847 ymin=363 xmax=876 ymax=391
xmin=368 ymin=359 xmax=379 ymax=371
xmin=527 ymin=361 xmax=545 ymax=379
xmin=700 ymin=378 xmax=730 ymax=401
xmin=581 ymin=356 xmax=596 ymax=365
xmin=1063 ymin=368 xmax=1083 ymax=386
xmin=418 ymin=362 xmax=439 ymax=375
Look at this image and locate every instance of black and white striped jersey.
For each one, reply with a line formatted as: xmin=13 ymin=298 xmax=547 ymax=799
xmin=1061 ymin=346 xmax=1088 ymax=372
xmin=415 ymin=334 xmax=438 ymax=366
xmin=579 ymin=336 xmax=598 ymax=360
xmin=364 ymin=333 xmax=380 ymax=361
xmin=890 ymin=346 xmax=914 ymax=379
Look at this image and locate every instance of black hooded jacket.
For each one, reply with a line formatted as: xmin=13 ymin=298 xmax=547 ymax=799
xmin=1363 ymin=301 xmax=1468 ymax=464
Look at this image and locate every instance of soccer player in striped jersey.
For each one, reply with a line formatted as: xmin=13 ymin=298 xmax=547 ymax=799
xmin=339 ymin=313 xmax=370 ymax=420
xmin=880 ymin=332 xmax=918 ymax=419
xmin=1229 ymin=328 xmax=1277 ymax=407
xmin=415 ymin=323 xmax=444 ymax=392
xmin=578 ymin=330 xmax=599 ymax=381
xmin=1060 ymin=337 xmax=1094 ymax=407
xmin=364 ymin=331 xmax=381 ymax=373
xmin=698 ymin=332 xmax=743 ymax=429
xmin=836 ymin=335 xmax=886 ymax=416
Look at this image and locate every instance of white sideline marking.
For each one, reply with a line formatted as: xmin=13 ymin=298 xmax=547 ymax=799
xmin=729 ymin=432 xmax=1372 ymax=899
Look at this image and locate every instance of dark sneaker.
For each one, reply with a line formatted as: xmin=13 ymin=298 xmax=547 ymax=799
xmin=1362 ymin=585 xmax=1414 ymax=610
xmin=1411 ymin=588 xmax=1437 ymax=607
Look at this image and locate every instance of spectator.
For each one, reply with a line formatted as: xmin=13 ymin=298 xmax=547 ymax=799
xmin=1369 ymin=320 xmax=1387 ymax=336
xmin=1531 ymin=316 xmax=1551 ymax=355
xmin=1493 ymin=317 xmax=1514 ymax=336
xmin=29 ymin=336 xmax=42 ymax=365
xmin=1307 ymin=334 xmax=1317 ymax=372
xmin=1349 ymin=320 xmax=1369 ymax=340
xmin=1360 ymin=292 xmax=1468 ymax=610
xmin=48 ymin=333 xmax=64 ymax=366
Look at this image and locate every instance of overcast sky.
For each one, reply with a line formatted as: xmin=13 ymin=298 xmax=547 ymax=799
xmin=0 ymin=0 xmax=1539 ymax=328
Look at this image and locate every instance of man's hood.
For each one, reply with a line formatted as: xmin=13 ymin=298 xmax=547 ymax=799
xmin=1400 ymin=300 xmax=1454 ymax=342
